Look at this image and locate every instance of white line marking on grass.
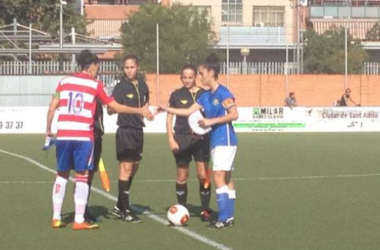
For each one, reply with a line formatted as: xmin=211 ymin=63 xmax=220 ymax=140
xmin=124 ymin=173 xmax=380 ymax=183
xmin=3 ymin=173 xmax=380 ymax=185
xmin=0 ymin=149 xmax=232 ymax=250
xmin=234 ymin=173 xmax=380 ymax=181
xmin=0 ymin=181 xmax=54 ymax=184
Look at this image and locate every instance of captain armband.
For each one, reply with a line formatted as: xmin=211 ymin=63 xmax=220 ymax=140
xmin=222 ymin=98 xmax=235 ymax=109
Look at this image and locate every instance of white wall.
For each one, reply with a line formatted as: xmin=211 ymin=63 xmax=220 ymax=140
xmin=0 ymin=76 xmax=63 ymax=106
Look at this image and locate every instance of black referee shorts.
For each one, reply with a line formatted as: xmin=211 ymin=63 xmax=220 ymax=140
xmin=116 ymin=127 xmax=144 ymax=162
xmin=92 ymin=136 xmax=102 ymax=172
xmin=173 ymin=133 xmax=210 ymax=166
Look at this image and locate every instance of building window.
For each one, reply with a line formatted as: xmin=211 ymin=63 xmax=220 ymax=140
xmin=222 ymin=0 xmax=242 ymax=24
xmin=252 ymin=6 xmax=285 ymax=27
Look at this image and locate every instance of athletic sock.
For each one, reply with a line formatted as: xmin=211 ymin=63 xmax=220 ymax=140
xmin=227 ymin=190 xmax=236 ymax=219
xmin=216 ymin=185 xmax=229 ymax=222
xmin=118 ymin=180 xmax=131 ymax=211
xmin=199 ymin=182 xmax=211 ymax=210
xmin=85 ymin=180 xmax=92 ymax=214
xmin=176 ymin=183 xmax=188 ymax=207
xmin=52 ymin=175 xmax=68 ymax=220
xmin=128 ymin=175 xmax=134 ymax=189
xmin=116 ymin=196 xmax=122 ymax=210
xmin=74 ymin=175 xmax=89 ymax=224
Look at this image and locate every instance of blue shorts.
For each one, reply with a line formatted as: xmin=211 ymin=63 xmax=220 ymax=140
xmin=56 ymin=140 xmax=94 ymax=172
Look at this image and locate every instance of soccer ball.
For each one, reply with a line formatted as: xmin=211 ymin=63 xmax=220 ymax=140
xmin=167 ymin=204 xmax=190 ymax=226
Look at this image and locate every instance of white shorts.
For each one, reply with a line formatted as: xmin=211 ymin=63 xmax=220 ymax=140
xmin=211 ymin=146 xmax=237 ymax=171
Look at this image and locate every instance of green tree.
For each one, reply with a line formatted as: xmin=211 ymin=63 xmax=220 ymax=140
xmin=0 ymin=0 xmax=87 ymax=37
xmin=303 ymin=28 xmax=368 ymax=74
xmin=120 ymin=3 xmax=216 ymax=73
xmin=366 ymin=22 xmax=380 ymax=41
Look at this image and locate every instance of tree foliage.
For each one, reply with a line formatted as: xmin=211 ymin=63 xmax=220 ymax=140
xmin=366 ymin=22 xmax=380 ymax=41
xmin=120 ymin=3 xmax=216 ymax=73
xmin=303 ymin=28 xmax=368 ymax=74
xmin=0 ymin=0 xmax=87 ymax=37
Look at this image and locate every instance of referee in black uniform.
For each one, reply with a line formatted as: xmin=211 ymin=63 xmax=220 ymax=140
xmin=80 ymin=99 xmax=103 ymax=223
xmin=166 ymin=64 xmax=212 ymax=221
xmin=110 ymin=55 xmax=149 ymax=223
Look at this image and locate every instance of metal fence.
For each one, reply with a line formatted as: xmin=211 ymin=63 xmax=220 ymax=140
xmin=220 ymin=62 xmax=299 ymax=75
xmin=363 ymin=62 xmax=380 ymax=75
xmin=0 ymin=61 xmax=121 ymax=93
xmin=0 ymin=61 xmax=379 ymax=77
xmin=0 ymin=60 xmax=120 ymax=75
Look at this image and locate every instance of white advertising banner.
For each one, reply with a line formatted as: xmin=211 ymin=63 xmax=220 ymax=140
xmin=234 ymin=107 xmax=306 ymax=132
xmin=233 ymin=107 xmax=380 ymax=132
xmin=0 ymin=106 xmax=168 ymax=134
xmin=1 ymin=106 xmax=380 ymax=134
xmin=0 ymin=107 xmax=52 ymax=134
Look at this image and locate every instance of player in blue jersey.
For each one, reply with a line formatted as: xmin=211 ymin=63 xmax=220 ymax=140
xmin=162 ymin=53 xmax=238 ymax=229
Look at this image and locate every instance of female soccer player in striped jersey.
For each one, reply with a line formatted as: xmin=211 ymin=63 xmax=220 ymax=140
xmin=162 ymin=53 xmax=238 ymax=229
xmin=46 ymin=50 xmax=152 ymax=230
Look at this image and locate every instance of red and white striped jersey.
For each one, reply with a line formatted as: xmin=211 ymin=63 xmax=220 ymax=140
xmin=55 ymin=72 xmax=113 ymax=141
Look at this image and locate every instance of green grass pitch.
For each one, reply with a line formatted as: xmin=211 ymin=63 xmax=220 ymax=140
xmin=1 ymin=133 xmax=380 ymax=250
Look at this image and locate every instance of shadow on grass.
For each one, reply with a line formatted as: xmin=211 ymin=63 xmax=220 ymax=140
xmin=61 ymin=205 xmax=113 ymax=224
xmin=131 ymin=203 xmax=156 ymax=215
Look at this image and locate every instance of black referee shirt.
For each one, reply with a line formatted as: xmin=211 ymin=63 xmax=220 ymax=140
xmin=169 ymin=87 xmax=205 ymax=134
xmin=112 ymin=77 xmax=150 ymax=129
xmin=94 ymin=99 xmax=104 ymax=138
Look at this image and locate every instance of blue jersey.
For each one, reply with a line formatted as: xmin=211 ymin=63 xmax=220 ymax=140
xmin=197 ymin=84 xmax=237 ymax=149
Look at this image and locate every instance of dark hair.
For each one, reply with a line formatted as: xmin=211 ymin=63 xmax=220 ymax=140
xmin=346 ymin=88 xmax=351 ymax=93
xmin=123 ymin=54 xmax=139 ymax=66
xmin=181 ymin=64 xmax=197 ymax=75
xmin=122 ymin=54 xmax=140 ymax=80
xmin=77 ymin=50 xmax=99 ymax=70
xmin=289 ymin=92 xmax=295 ymax=96
xmin=202 ymin=53 xmax=220 ymax=79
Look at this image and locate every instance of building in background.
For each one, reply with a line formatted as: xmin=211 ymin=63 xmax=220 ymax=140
xmin=83 ymin=0 xmax=169 ymax=40
xmin=2 ymin=0 xmax=380 ymax=75
xmin=307 ymin=0 xmax=380 ymax=61
xmin=81 ymin=0 xmax=170 ymax=58
xmin=170 ymin=0 xmax=305 ymax=64
xmin=81 ymin=0 xmax=304 ymax=64
xmin=77 ymin=0 xmax=380 ymax=68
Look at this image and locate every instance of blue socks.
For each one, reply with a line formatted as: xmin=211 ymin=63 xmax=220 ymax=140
xmin=216 ymin=186 xmax=229 ymax=222
xmin=216 ymin=186 xmax=236 ymax=222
